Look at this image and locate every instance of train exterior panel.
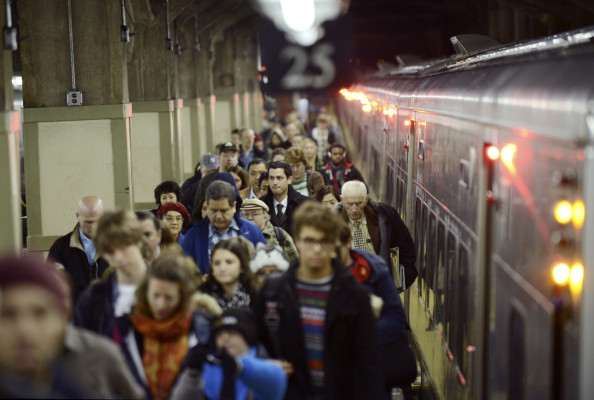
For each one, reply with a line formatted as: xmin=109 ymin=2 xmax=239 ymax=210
xmin=337 ymin=26 xmax=594 ymax=400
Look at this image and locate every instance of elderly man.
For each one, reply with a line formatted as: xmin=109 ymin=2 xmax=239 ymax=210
xmin=240 ymin=199 xmax=299 ymax=261
xmin=182 ymin=180 xmax=266 ymax=274
xmin=48 ymin=196 xmax=108 ymax=304
xmin=337 ymin=180 xmax=417 ymax=289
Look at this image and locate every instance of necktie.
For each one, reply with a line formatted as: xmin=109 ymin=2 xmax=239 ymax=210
xmin=353 ymin=220 xmax=366 ymax=250
xmin=277 ymin=204 xmax=284 ymax=220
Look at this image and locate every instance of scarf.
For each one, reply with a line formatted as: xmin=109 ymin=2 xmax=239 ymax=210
xmin=210 ymin=283 xmax=252 ymax=309
xmin=330 ymin=161 xmax=346 ymax=191
xmin=130 ymin=311 xmax=192 ymax=400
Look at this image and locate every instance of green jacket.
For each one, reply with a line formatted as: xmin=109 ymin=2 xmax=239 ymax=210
xmin=261 ymin=221 xmax=299 ymax=262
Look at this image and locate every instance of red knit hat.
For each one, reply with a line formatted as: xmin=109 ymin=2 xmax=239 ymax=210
xmin=157 ymin=202 xmax=191 ymax=227
xmin=0 ymin=255 xmax=68 ymax=313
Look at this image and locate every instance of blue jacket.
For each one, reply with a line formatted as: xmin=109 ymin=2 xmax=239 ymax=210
xmin=171 ymin=346 xmax=287 ymax=400
xmin=181 ymin=216 xmax=266 ymax=274
xmin=349 ymin=249 xmax=406 ymax=346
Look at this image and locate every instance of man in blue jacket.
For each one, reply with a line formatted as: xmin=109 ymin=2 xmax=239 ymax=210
xmin=182 ymin=180 xmax=266 ymax=275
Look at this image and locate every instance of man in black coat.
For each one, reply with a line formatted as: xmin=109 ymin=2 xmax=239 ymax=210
xmin=259 ymin=161 xmax=311 ymax=236
xmin=48 ymin=196 xmax=108 ymax=304
xmin=337 ymin=180 xmax=417 ymax=289
xmin=253 ymin=202 xmax=384 ymax=400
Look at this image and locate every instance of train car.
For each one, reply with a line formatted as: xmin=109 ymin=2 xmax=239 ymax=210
xmin=337 ymin=26 xmax=594 ymax=400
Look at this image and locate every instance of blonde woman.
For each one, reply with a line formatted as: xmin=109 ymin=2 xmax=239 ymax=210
xmin=301 ymin=137 xmax=323 ymax=171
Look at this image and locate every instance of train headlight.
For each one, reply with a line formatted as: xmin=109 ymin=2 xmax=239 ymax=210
xmin=552 ymin=262 xmax=570 ymax=285
xmin=554 ymin=201 xmax=573 ymax=224
xmin=572 ymin=201 xmax=585 ymax=229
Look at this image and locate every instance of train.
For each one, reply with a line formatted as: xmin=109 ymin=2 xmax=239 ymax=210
xmin=336 ymin=26 xmax=594 ymax=400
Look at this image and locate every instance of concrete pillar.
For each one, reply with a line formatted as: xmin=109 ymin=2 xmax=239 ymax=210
xmin=20 ymin=0 xmax=132 ymax=253
xmin=127 ymin=1 xmax=181 ymax=206
xmin=196 ymin=30 xmax=217 ymax=153
xmin=0 ymin=0 xmax=21 ymax=254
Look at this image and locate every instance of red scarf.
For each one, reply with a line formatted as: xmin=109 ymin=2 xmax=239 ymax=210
xmin=130 ymin=311 xmax=192 ymax=400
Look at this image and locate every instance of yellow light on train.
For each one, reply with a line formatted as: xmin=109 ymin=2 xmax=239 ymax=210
xmin=486 ymin=145 xmax=500 ymax=160
xmin=570 ymin=263 xmax=584 ymax=291
xmin=362 ymin=103 xmax=372 ymax=113
xmin=554 ymin=201 xmax=573 ymax=224
xmin=404 ymin=120 xmax=411 ymax=126
xmin=552 ymin=262 xmax=570 ymax=285
xmin=573 ymin=201 xmax=585 ymax=229
xmin=501 ymin=144 xmax=516 ymax=165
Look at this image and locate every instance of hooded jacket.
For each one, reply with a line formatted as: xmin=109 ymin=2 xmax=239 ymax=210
xmin=253 ymin=259 xmax=384 ymax=400
xmin=318 ymin=159 xmax=365 ymax=193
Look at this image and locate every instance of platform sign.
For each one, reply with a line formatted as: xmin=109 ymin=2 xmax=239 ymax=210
xmin=259 ymin=17 xmax=354 ymax=93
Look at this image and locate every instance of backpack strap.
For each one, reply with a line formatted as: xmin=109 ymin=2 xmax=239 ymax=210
xmin=273 ymin=225 xmax=285 ymax=248
xmin=261 ymin=273 xmax=284 ymax=357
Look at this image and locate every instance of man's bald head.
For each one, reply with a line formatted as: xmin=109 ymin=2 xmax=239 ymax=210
xmin=76 ymin=196 xmax=104 ymax=239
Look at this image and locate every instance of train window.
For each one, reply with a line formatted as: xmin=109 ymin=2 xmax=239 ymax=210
xmin=426 ymin=213 xmax=437 ymax=312
xmin=385 ymin=166 xmax=395 ymax=206
xmin=445 ymin=232 xmax=457 ymax=349
xmin=456 ymin=245 xmax=470 ymax=375
xmin=396 ymin=178 xmax=403 ymax=214
xmin=414 ymin=198 xmax=424 ymax=298
xmin=420 ymin=205 xmax=428 ymax=296
xmin=435 ymin=221 xmax=446 ymax=330
xmin=509 ymin=307 xmax=526 ymax=400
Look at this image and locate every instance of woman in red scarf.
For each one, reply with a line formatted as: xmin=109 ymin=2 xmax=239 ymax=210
xmin=114 ymin=253 xmax=212 ymax=400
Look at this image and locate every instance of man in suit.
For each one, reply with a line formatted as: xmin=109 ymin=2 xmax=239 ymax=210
xmin=260 ymin=161 xmax=311 ymax=236
xmin=337 ymin=180 xmax=417 ymax=288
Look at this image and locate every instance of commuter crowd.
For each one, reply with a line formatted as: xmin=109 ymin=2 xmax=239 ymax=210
xmin=0 ymin=109 xmax=418 ymax=399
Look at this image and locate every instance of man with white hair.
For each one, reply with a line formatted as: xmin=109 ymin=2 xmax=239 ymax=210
xmin=48 ymin=195 xmax=108 ymax=304
xmin=336 ymin=181 xmax=417 ymax=289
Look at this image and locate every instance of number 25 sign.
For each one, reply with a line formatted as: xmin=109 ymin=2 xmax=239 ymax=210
xmin=260 ymin=18 xmax=353 ymax=93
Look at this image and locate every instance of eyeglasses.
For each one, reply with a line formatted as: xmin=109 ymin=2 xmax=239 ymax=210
xmin=299 ymin=237 xmax=335 ymax=248
xmin=164 ymin=216 xmax=183 ymax=223
xmin=241 ymin=211 xmax=264 ymax=218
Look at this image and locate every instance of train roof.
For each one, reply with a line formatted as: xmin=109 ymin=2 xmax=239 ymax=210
xmin=358 ymin=26 xmax=594 ymax=143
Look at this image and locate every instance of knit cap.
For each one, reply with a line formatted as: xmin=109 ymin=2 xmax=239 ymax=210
xmin=157 ymin=202 xmax=191 ymax=227
xmin=213 ymin=308 xmax=258 ymax=346
xmin=200 ymin=153 xmax=219 ymax=171
xmin=249 ymin=242 xmax=289 ymax=274
xmin=0 ymin=255 xmax=67 ymax=313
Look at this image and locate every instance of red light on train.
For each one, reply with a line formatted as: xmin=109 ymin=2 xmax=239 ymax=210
xmin=486 ymin=145 xmax=500 ymax=160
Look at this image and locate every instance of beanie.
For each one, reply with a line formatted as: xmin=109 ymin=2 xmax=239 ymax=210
xmin=0 ymin=255 xmax=67 ymax=313
xmin=213 ymin=307 xmax=258 ymax=346
xmin=200 ymin=153 xmax=219 ymax=171
xmin=249 ymin=242 xmax=289 ymax=274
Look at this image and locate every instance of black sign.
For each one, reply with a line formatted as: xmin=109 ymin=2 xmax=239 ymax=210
xmin=259 ymin=17 xmax=354 ymax=93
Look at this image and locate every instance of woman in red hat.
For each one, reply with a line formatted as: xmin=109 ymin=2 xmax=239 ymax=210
xmin=157 ymin=203 xmax=191 ymax=245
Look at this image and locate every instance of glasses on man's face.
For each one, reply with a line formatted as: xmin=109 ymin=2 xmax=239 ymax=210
xmin=299 ymin=237 xmax=335 ymax=249
xmin=164 ymin=216 xmax=183 ymax=223
xmin=241 ymin=211 xmax=263 ymax=219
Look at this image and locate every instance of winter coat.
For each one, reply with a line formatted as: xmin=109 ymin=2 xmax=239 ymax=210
xmin=170 ymin=346 xmax=287 ymax=400
xmin=73 ymin=272 xmax=118 ymax=337
xmin=112 ymin=313 xmax=213 ymax=400
xmin=48 ymin=224 xmax=109 ymax=304
xmin=181 ymin=216 xmax=266 ymax=275
xmin=305 ymin=169 xmax=326 ymax=199
xmin=348 ymin=249 xmax=406 ymax=346
xmin=253 ymin=260 xmax=384 ymax=400
xmin=261 ymin=221 xmax=299 ymax=262
xmin=337 ymin=200 xmax=417 ymax=288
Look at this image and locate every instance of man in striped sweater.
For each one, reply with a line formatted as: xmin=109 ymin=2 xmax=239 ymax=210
xmin=253 ymin=202 xmax=384 ymax=400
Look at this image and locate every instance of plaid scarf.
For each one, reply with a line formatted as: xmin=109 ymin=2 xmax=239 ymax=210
xmin=130 ymin=311 xmax=192 ymax=400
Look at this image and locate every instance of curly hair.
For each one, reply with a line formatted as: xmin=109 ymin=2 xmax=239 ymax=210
xmin=154 ymin=181 xmax=183 ymax=206
xmin=95 ymin=210 xmax=144 ymax=256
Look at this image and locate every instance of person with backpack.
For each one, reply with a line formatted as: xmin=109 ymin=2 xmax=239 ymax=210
xmin=239 ymin=199 xmax=299 ymax=262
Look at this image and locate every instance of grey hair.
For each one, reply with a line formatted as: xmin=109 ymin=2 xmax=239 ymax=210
xmin=341 ymin=180 xmax=367 ymax=197
xmin=206 ymin=181 xmax=236 ymax=207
